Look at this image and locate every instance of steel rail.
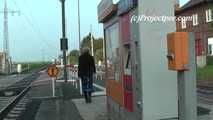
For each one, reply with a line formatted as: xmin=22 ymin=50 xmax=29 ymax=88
xmin=0 ymin=85 xmax=31 ymax=119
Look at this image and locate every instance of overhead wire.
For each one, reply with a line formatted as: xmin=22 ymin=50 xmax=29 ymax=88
xmin=11 ymin=0 xmax=58 ymax=53
xmin=11 ymin=0 xmax=60 ymax=60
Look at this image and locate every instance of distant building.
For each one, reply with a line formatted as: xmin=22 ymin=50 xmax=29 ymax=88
xmin=176 ymin=0 xmax=213 ymax=67
xmin=0 ymin=52 xmax=11 ymax=74
xmin=0 ymin=52 xmax=7 ymax=73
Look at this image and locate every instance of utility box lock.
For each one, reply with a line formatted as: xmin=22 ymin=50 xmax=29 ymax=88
xmin=167 ymin=32 xmax=189 ymax=71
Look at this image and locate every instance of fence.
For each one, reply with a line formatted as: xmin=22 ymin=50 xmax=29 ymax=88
xmin=56 ymin=65 xmax=106 ymax=95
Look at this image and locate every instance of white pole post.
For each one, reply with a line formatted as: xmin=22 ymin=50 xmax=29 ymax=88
xmin=52 ymin=77 xmax=56 ymax=97
xmin=75 ymin=80 xmax=78 ymax=89
xmin=79 ymin=78 xmax=83 ymax=95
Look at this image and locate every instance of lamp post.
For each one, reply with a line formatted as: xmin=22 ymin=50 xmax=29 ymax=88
xmin=78 ymin=0 xmax=81 ymax=51
xmin=90 ymin=25 xmax=94 ymax=56
xmin=77 ymin=0 xmax=83 ymax=95
xmin=60 ymin=0 xmax=68 ymax=82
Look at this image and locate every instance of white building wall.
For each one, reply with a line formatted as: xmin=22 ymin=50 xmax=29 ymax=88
xmin=138 ymin=0 xmax=178 ymax=119
xmin=197 ymin=56 xmax=206 ymax=68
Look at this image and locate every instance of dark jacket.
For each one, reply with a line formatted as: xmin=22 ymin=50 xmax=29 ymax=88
xmin=78 ymin=52 xmax=96 ymax=77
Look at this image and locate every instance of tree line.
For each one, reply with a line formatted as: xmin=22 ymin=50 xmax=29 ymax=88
xmin=68 ymin=33 xmax=104 ymax=65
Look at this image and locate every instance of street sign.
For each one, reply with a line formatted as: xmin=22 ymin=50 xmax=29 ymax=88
xmin=60 ymin=38 xmax=68 ymax=50
xmin=47 ymin=65 xmax=59 ymax=78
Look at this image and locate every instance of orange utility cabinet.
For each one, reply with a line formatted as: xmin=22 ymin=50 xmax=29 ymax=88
xmin=167 ymin=32 xmax=189 ymax=71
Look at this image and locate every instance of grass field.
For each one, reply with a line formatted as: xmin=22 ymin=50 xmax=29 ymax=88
xmin=20 ymin=62 xmax=50 ymax=73
xmin=197 ymin=65 xmax=213 ymax=80
xmin=197 ymin=56 xmax=213 ymax=80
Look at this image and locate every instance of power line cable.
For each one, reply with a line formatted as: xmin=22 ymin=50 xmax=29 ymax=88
xmin=11 ymin=0 xmax=58 ymax=50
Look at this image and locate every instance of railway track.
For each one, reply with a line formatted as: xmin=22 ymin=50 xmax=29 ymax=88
xmin=0 ymin=86 xmax=32 ymax=120
xmin=0 ymin=72 xmax=40 ymax=97
xmin=197 ymin=83 xmax=213 ymax=104
xmin=197 ymin=85 xmax=213 ymax=94
xmin=0 ymin=67 xmax=45 ymax=120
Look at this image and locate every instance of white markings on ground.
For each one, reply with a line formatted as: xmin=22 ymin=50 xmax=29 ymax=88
xmin=39 ymin=70 xmax=46 ymax=73
xmin=93 ymin=83 xmax=106 ymax=91
xmin=55 ymin=79 xmax=76 ymax=83
xmin=92 ymin=83 xmax=106 ymax=96
xmin=92 ymin=91 xmax=106 ymax=96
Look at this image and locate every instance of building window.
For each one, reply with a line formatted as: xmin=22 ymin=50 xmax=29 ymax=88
xmin=192 ymin=14 xmax=198 ymax=26
xmin=208 ymin=44 xmax=212 ymax=55
xmin=105 ymin=22 xmax=120 ymax=81
xmin=208 ymin=38 xmax=213 ymax=56
xmin=206 ymin=9 xmax=212 ymax=22
xmin=181 ymin=18 xmax=186 ymax=29
xmin=123 ymin=47 xmax=131 ymax=75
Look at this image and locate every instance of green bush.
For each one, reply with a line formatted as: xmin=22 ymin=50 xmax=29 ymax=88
xmin=207 ymin=56 xmax=213 ymax=65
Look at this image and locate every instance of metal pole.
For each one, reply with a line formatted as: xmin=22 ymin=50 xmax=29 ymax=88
xmin=60 ymin=0 xmax=68 ymax=82
xmin=77 ymin=0 xmax=82 ymax=95
xmin=178 ymin=33 xmax=197 ymax=120
xmin=1 ymin=0 xmax=19 ymax=74
xmin=52 ymin=77 xmax=56 ymax=97
xmin=103 ymin=38 xmax=105 ymax=63
xmin=78 ymin=0 xmax=81 ymax=51
xmin=90 ymin=25 xmax=94 ymax=56
xmin=79 ymin=78 xmax=83 ymax=95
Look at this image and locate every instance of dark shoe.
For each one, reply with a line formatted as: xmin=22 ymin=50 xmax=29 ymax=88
xmin=84 ymin=94 xmax=88 ymax=103
xmin=86 ymin=98 xmax=90 ymax=103
xmin=88 ymin=96 xmax=92 ymax=103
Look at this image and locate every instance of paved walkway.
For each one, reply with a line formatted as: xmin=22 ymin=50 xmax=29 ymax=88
xmin=23 ymin=69 xmax=107 ymax=120
xmin=30 ymin=71 xmax=85 ymax=120
xmin=32 ymin=84 xmax=84 ymax=120
xmin=35 ymin=99 xmax=83 ymax=120
xmin=72 ymin=96 xmax=107 ymax=120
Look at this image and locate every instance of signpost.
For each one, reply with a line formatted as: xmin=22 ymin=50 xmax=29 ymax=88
xmin=59 ymin=0 xmax=68 ymax=82
xmin=47 ymin=65 xmax=59 ymax=97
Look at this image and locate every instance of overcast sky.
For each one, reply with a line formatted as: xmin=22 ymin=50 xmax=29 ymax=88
xmin=0 ymin=0 xmax=189 ymax=62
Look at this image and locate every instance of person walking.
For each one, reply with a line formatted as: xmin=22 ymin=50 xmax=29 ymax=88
xmin=78 ymin=47 xmax=96 ymax=103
